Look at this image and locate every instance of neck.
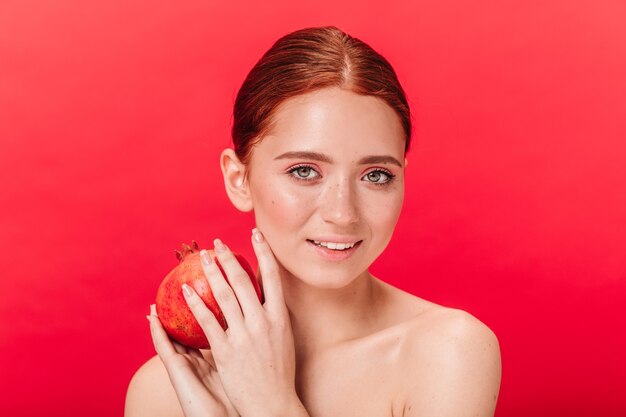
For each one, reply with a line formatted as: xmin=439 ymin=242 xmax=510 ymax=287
xmin=278 ymin=267 xmax=382 ymax=359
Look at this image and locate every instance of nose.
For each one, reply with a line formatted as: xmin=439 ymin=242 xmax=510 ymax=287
xmin=319 ymin=177 xmax=360 ymax=226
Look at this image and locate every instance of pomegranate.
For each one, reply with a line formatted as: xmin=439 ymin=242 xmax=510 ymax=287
xmin=155 ymin=240 xmax=262 ymax=349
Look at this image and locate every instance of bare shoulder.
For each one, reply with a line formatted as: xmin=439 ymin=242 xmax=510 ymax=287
xmin=402 ymin=303 xmax=502 ymax=416
xmin=412 ymin=304 xmax=500 ymax=351
xmin=124 ymin=355 xmax=184 ymax=417
xmin=373 ymin=280 xmax=500 ymax=416
xmin=376 ymin=279 xmax=499 ymax=353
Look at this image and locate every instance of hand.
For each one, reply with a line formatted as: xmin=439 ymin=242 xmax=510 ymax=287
xmin=182 ymin=228 xmax=308 ymax=417
xmin=147 ymin=304 xmax=239 ymax=417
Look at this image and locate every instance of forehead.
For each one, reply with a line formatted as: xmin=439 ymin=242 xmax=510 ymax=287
xmin=254 ymin=87 xmax=406 ymax=159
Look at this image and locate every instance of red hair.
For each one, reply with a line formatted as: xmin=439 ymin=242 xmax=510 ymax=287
xmin=232 ymin=26 xmax=412 ymax=164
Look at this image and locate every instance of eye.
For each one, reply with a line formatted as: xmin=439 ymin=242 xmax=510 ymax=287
xmin=287 ymin=164 xmax=320 ymax=181
xmin=362 ymin=169 xmax=395 ymax=185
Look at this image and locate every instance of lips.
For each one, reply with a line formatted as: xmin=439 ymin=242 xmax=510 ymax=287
xmin=307 ymin=239 xmax=362 ymax=250
xmin=308 ymin=240 xmax=358 ymax=250
xmin=306 ymin=239 xmax=363 ymax=261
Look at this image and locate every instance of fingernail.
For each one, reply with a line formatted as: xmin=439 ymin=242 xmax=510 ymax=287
xmin=214 ymin=238 xmax=226 ymax=253
xmin=182 ymin=283 xmax=192 ymax=297
xmin=150 ymin=304 xmax=156 ymax=315
xmin=252 ymin=228 xmax=264 ymax=243
xmin=200 ymin=249 xmax=212 ymax=266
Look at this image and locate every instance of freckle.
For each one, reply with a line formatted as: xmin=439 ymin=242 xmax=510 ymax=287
xmin=271 ymin=200 xmax=275 ymax=205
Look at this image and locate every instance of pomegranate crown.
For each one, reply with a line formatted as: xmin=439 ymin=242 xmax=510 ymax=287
xmin=175 ymin=240 xmax=200 ymax=262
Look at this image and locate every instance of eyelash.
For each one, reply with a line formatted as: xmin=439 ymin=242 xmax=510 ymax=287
xmin=286 ymin=164 xmax=396 ymax=186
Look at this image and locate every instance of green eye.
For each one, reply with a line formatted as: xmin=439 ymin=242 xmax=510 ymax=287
xmin=367 ymin=171 xmax=383 ymax=182
xmin=296 ymin=167 xmax=313 ymax=178
xmin=363 ymin=169 xmax=394 ymax=184
xmin=288 ymin=165 xmax=320 ymax=181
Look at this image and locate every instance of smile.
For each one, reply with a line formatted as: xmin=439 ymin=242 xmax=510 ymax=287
xmin=307 ymin=240 xmax=361 ymax=251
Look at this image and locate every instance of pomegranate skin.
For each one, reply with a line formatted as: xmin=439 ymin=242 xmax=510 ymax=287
xmin=155 ymin=241 xmax=262 ymax=349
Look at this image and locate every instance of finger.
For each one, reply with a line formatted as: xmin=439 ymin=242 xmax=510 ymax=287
xmin=171 ymin=340 xmax=189 ymax=355
xmin=199 ymin=349 xmax=218 ymax=371
xmin=187 ymin=347 xmax=204 ymax=360
xmin=251 ymin=228 xmax=286 ymax=314
xmin=183 ymin=346 xmax=214 ymax=370
xmin=199 ymin=248 xmax=247 ymax=331
xmin=210 ymin=240 xmax=264 ymax=319
xmin=182 ymin=283 xmax=227 ymax=346
xmin=147 ymin=304 xmax=178 ymax=359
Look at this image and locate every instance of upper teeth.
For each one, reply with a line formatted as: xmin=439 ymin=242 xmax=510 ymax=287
xmin=312 ymin=240 xmax=357 ymax=250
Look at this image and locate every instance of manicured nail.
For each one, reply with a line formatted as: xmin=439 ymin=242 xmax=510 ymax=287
xmin=182 ymin=283 xmax=192 ymax=297
xmin=200 ymin=249 xmax=212 ymax=266
xmin=252 ymin=228 xmax=264 ymax=243
xmin=214 ymin=238 xmax=226 ymax=253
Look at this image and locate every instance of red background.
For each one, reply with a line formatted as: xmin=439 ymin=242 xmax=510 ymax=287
xmin=1 ymin=1 xmax=625 ymax=416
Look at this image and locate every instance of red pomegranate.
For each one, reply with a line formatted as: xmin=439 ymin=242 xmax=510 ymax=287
xmin=155 ymin=240 xmax=262 ymax=349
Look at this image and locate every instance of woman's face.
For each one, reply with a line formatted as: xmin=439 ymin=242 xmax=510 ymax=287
xmin=245 ymin=87 xmax=406 ymax=289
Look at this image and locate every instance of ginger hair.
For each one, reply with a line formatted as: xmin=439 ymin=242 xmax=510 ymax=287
xmin=232 ymin=26 xmax=412 ymax=164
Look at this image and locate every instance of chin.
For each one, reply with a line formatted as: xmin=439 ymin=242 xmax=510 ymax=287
xmin=283 ymin=263 xmax=369 ymax=290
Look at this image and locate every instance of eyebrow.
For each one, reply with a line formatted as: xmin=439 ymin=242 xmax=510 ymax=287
xmin=274 ymin=151 xmax=403 ymax=167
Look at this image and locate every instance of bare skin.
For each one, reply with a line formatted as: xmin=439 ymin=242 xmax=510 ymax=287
xmin=282 ymin=277 xmax=501 ymax=417
xmin=125 ymin=87 xmax=501 ymax=417
xmin=126 ymin=279 xmax=500 ymax=417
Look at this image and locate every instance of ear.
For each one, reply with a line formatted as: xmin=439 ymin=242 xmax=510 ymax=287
xmin=220 ymin=148 xmax=253 ymax=212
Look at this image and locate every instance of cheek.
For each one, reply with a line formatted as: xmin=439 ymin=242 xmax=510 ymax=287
xmin=250 ymin=182 xmax=319 ymax=273
xmin=366 ymin=190 xmax=404 ymax=240
xmin=251 ymin=179 xmax=315 ymax=231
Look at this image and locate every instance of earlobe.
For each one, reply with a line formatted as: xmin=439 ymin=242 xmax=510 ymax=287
xmin=220 ymin=148 xmax=253 ymax=212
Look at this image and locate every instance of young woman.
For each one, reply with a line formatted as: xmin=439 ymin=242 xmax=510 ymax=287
xmin=125 ymin=26 xmax=501 ymax=417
